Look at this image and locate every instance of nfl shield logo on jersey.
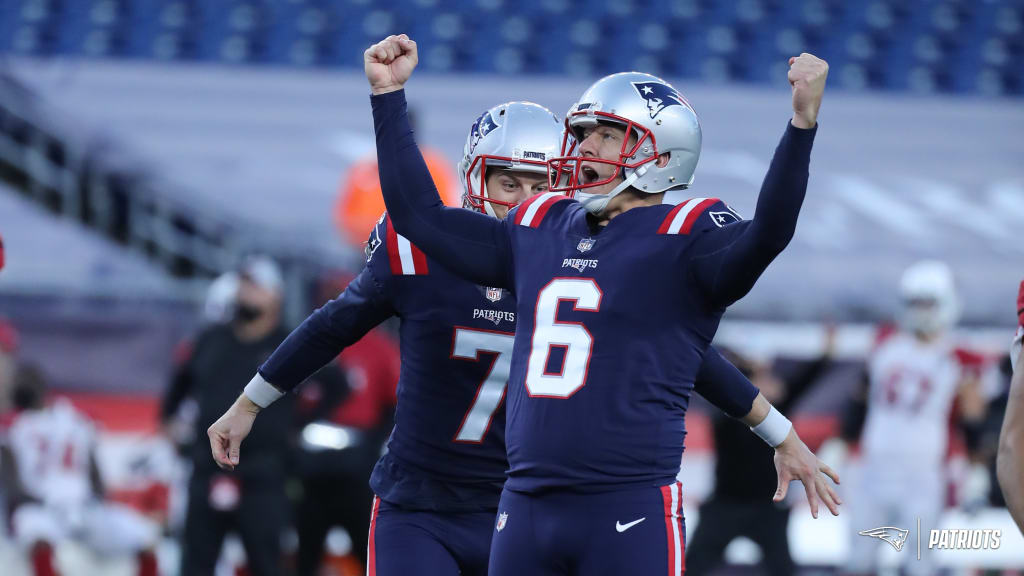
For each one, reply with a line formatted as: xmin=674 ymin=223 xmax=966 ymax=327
xmin=496 ymin=511 xmax=508 ymax=532
xmin=577 ymin=237 xmax=595 ymax=253
xmin=486 ymin=287 xmax=503 ymax=302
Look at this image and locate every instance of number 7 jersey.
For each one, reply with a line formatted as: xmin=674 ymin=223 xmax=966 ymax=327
xmin=353 ymin=215 xmax=518 ymax=511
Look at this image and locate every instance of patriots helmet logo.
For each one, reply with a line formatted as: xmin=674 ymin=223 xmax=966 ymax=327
xmin=469 ymin=110 xmax=501 ymax=154
xmin=858 ymin=526 xmax=910 ymax=552
xmin=632 ymin=81 xmax=690 ymax=119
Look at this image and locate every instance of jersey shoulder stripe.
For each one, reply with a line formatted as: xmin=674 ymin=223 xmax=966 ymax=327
xmin=514 ymin=192 xmax=570 ymax=228
xmin=657 ymin=197 xmax=720 ymax=235
xmin=384 ymin=214 xmax=429 ymax=276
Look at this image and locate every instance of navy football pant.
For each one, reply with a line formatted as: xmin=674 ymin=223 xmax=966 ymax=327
xmin=488 ymin=481 xmax=686 ymax=576
xmin=366 ymin=496 xmax=494 ymax=576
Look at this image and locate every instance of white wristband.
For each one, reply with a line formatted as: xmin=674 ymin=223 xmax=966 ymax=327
xmin=243 ymin=373 xmax=285 ymax=408
xmin=1012 ymin=326 xmax=1022 ymax=375
xmin=751 ymin=406 xmax=793 ymax=448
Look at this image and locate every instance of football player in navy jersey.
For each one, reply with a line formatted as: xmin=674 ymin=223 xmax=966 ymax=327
xmin=365 ymin=34 xmax=840 ymax=576
xmin=206 ymin=99 xmax=764 ymax=575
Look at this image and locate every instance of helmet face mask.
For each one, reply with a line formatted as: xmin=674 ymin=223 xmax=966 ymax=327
xmin=459 ymin=102 xmax=564 ymax=219
xmin=548 ymin=110 xmax=660 ymax=196
xmin=898 ymin=260 xmax=960 ymax=336
xmin=463 ymin=154 xmax=550 ymax=216
xmin=546 ymin=72 xmax=702 ymax=214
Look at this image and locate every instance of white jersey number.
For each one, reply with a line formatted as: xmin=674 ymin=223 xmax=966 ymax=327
xmin=452 ymin=327 xmax=515 ymax=443
xmin=526 ymin=278 xmax=602 ymax=398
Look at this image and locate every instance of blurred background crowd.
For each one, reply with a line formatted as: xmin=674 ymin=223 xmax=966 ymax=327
xmin=0 ymin=0 xmax=1022 ymax=574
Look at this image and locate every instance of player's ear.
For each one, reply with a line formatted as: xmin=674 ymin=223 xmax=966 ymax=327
xmin=656 ymin=152 xmax=671 ymax=168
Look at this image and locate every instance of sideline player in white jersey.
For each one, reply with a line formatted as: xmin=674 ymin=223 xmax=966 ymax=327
xmin=834 ymin=260 xmax=986 ymax=576
xmin=0 ymin=365 xmax=159 ymax=576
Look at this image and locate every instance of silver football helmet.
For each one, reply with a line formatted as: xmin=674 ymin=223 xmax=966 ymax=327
xmin=459 ymin=101 xmax=564 ymax=218
xmin=549 ymin=72 xmax=702 ymax=214
xmin=899 ymin=260 xmax=960 ymax=335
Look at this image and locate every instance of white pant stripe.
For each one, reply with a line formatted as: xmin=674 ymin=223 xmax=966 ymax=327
xmin=670 ymin=483 xmax=682 ymax=576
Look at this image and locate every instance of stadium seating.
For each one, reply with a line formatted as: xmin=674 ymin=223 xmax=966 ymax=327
xmin=0 ymin=0 xmax=1021 ymax=95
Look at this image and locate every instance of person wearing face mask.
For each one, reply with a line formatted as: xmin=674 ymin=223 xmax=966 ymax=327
xmin=160 ymin=256 xmax=298 ymax=576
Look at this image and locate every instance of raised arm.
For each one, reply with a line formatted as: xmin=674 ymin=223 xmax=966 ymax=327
xmin=690 ymin=54 xmax=827 ymax=307
xmin=367 ymin=35 xmax=513 ymax=288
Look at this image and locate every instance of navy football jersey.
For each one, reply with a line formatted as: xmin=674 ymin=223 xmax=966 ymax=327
xmin=261 ymin=214 xmax=517 ymax=511
xmin=365 ymin=215 xmax=518 ymax=510
xmin=500 ymin=194 xmax=743 ymax=492
xmin=372 ymin=89 xmax=814 ymax=494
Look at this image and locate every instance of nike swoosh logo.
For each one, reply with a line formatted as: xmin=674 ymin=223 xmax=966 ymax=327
xmin=615 ymin=517 xmax=646 ymax=532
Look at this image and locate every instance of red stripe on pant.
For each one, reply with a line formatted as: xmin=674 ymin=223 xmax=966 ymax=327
xmin=660 ymin=482 xmax=685 ymax=576
xmin=367 ymin=496 xmax=381 ymax=576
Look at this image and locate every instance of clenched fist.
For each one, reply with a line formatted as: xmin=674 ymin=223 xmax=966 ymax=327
xmin=788 ymin=53 xmax=829 ymax=129
xmin=364 ymin=34 xmax=418 ymax=95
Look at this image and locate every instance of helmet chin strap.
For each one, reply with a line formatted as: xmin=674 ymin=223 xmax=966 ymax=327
xmin=577 ymin=165 xmax=648 ymax=215
xmin=483 ymin=198 xmax=499 ymax=218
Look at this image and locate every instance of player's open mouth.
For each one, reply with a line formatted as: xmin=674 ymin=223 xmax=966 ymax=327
xmin=580 ymin=165 xmax=600 ymax=184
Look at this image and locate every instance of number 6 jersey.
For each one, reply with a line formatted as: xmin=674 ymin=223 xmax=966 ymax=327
xmin=500 ymin=194 xmax=760 ymax=493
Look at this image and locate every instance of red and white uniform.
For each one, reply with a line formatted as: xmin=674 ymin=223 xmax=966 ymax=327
xmin=7 ymin=400 xmax=158 ymax=554
xmin=861 ymin=332 xmax=963 ymax=470
xmin=849 ymin=332 xmax=965 ymax=576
